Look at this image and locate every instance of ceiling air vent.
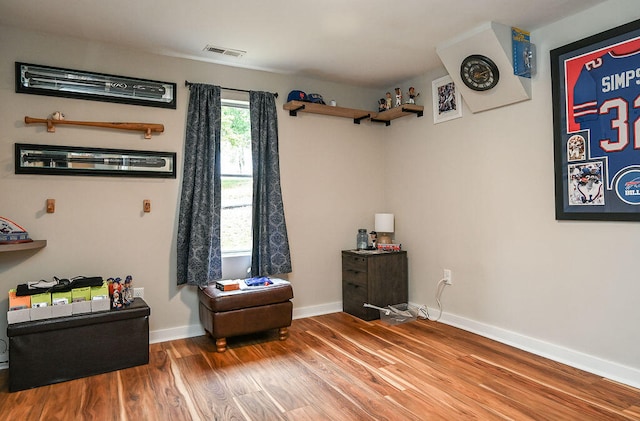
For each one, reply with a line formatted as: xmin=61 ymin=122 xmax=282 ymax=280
xmin=203 ymin=45 xmax=246 ymax=58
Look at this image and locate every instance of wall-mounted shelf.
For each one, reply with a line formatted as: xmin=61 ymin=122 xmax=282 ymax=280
xmin=370 ymin=104 xmax=424 ymax=126
xmin=284 ymin=101 xmax=371 ymax=124
xmin=0 ymin=240 xmax=47 ymax=253
xmin=283 ymin=101 xmax=423 ymax=126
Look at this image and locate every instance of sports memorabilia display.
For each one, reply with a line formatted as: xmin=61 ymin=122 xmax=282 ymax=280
xmin=432 ymin=75 xmax=462 ymax=124
xmin=551 ymin=18 xmax=640 ymax=221
xmin=24 ymin=115 xmax=164 ymax=139
xmin=15 ymin=143 xmax=176 ymax=178
xmin=0 ymin=217 xmax=32 ymax=244
xmin=459 ymin=54 xmax=500 ymax=91
xmin=16 ymin=62 xmax=177 ymax=109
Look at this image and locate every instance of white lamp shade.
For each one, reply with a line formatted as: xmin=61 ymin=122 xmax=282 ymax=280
xmin=374 ymin=213 xmax=394 ymax=233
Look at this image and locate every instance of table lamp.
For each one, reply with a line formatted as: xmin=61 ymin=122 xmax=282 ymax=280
xmin=375 ymin=213 xmax=394 ymax=244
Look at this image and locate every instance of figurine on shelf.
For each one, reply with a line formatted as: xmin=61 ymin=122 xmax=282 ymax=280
xmin=378 ymin=98 xmax=387 ymax=112
xmin=385 ymin=92 xmax=392 ymax=110
xmin=122 ymin=275 xmax=134 ymax=305
xmin=407 ymin=87 xmax=420 ymax=104
xmin=395 ymin=87 xmax=402 ymax=107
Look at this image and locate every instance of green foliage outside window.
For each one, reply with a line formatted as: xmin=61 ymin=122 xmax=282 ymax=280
xmin=221 ymin=104 xmax=252 ymax=253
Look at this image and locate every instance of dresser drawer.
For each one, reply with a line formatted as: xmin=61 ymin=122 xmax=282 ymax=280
xmin=342 ymin=254 xmax=367 ymax=272
xmin=342 ymin=254 xmax=367 ymax=287
xmin=342 ymin=281 xmax=368 ymax=319
xmin=342 ymin=267 xmax=367 ymax=287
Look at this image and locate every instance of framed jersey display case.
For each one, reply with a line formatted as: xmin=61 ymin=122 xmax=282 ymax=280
xmin=551 ymin=18 xmax=640 ymax=221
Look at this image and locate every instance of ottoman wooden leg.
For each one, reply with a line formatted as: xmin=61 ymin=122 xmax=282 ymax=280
xmin=216 ymin=338 xmax=227 ymax=352
xmin=278 ymin=327 xmax=289 ymax=341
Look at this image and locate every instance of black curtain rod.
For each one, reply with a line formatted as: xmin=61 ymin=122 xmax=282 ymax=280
xmin=184 ymin=80 xmax=278 ymax=98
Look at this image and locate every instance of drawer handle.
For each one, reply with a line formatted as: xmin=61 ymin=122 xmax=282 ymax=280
xmin=346 ymin=269 xmax=362 ymax=274
xmin=347 ymin=282 xmax=360 ymax=288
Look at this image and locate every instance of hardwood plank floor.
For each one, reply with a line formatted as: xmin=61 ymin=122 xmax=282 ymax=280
xmin=0 ymin=312 xmax=639 ymax=420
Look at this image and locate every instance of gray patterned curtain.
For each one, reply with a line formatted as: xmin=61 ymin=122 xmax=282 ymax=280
xmin=177 ymin=84 xmax=222 ymax=286
xmin=249 ymin=91 xmax=292 ymax=277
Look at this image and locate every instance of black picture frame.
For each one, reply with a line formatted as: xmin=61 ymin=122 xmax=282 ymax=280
xmin=15 ymin=143 xmax=176 ymax=179
xmin=15 ymin=62 xmax=176 ymax=109
xmin=550 ymin=19 xmax=640 ymax=221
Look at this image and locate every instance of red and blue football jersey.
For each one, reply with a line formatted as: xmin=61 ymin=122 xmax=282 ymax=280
xmin=572 ymin=51 xmax=640 ymax=187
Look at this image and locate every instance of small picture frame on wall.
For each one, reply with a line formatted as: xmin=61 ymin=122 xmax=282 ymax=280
xmin=15 ymin=143 xmax=176 ymax=178
xmin=15 ymin=62 xmax=177 ymax=109
xmin=550 ymin=18 xmax=640 ymax=221
xmin=432 ymin=75 xmax=462 ymax=124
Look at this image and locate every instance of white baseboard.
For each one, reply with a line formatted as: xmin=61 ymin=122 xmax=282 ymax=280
xmin=148 ymin=302 xmax=344 ymax=344
xmin=293 ymin=301 xmax=342 ymax=319
xmin=426 ymin=306 xmax=640 ymax=390
xmin=150 ymin=324 xmax=205 ymax=344
xmin=151 ymin=302 xmax=640 ymax=390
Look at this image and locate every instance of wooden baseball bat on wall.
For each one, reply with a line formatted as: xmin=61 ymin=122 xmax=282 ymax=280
xmin=24 ymin=116 xmax=164 ymax=139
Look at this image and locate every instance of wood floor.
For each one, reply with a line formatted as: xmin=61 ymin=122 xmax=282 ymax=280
xmin=1 ymin=312 xmax=639 ymax=420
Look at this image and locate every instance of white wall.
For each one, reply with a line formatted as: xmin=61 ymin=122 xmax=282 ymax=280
xmin=386 ymin=0 xmax=640 ymax=386
xmin=0 ymin=24 xmax=385 ymax=357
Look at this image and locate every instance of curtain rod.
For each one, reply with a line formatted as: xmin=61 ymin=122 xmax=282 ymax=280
xmin=184 ymin=80 xmax=278 ymax=98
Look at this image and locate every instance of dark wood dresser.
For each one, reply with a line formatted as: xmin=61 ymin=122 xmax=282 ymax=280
xmin=341 ymin=250 xmax=408 ymax=320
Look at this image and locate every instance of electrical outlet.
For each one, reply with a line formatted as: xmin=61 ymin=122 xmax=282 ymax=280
xmin=444 ymin=269 xmax=452 ymax=285
xmin=133 ymin=287 xmax=144 ymax=299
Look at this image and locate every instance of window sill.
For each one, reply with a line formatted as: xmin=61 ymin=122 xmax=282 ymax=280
xmin=222 ymin=251 xmax=251 ymax=258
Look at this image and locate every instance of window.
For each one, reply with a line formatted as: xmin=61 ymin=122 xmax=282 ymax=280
xmin=221 ymin=100 xmax=252 ymax=254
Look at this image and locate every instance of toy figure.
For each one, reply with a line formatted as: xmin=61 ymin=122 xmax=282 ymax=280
xmin=112 ymin=289 xmax=123 ymax=309
xmin=395 ymin=87 xmax=402 ymax=107
xmin=109 ymin=277 xmax=122 ymax=296
xmin=369 ymin=231 xmax=377 ymax=250
xmin=122 ymin=275 xmax=134 ymax=305
xmin=385 ymin=92 xmax=392 ymax=110
xmin=407 ymin=87 xmax=420 ymax=104
xmin=378 ymin=98 xmax=387 ymax=112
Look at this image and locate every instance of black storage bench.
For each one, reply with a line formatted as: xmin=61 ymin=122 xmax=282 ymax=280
xmin=7 ymin=297 xmax=150 ymax=392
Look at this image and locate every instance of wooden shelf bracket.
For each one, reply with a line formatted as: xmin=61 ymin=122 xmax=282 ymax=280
xmin=370 ymin=117 xmax=392 ymax=126
xmin=287 ymin=104 xmax=306 ymax=116
xmin=402 ymin=106 xmax=424 ymax=117
xmin=353 ymin=114 xmax=371 ymax=125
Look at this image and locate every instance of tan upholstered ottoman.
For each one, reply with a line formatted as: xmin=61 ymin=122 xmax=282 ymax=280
xmin=198 ymin=279 xmax=293 ymax=352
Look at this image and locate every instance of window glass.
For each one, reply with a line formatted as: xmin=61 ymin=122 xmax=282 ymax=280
xmin=221 ymin=101 xmax=252 ymax=254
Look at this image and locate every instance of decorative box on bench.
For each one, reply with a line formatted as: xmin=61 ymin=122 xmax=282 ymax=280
xmin=7 ymin=297 xmax=150 ymax=392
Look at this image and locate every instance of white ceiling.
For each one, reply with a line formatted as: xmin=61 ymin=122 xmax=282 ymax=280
xmin=0 ymin=0 xmax=606 ymax=88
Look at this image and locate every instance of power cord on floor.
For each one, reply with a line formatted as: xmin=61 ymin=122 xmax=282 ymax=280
xmin=417 ymin=279 xmax=448 ymax=322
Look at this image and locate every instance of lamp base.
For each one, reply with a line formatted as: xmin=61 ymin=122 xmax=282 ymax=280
xmin=378 ymin=233 xmax=392 ymax=245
